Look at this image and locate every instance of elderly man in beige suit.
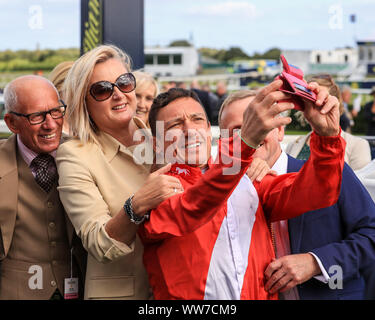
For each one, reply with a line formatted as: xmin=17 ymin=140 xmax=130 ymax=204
xmin=0 ymin=75 xmax=83 ymax=300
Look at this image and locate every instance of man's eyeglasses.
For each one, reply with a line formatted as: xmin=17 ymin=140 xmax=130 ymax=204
xmin=89 ymin=73 xmax=136 ymax=102
xmin=10 ymin=100 xmax=67 ymax=125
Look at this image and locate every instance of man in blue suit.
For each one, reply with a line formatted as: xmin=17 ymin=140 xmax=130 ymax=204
xmin=219 ymin=90 xmax=375 ymax=299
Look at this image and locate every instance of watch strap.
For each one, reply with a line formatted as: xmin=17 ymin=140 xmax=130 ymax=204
xmin=124 ymin=195 xmax=149 ymax=225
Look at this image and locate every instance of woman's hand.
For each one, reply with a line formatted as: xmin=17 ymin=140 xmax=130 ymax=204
xmin=132 ymin=163 xmax=184 ymax=215
xmin=105 ymin=163 xmax=184 ymax=245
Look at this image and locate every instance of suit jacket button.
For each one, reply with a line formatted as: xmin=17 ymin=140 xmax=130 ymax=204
xmin=50 ymin=280 xmax=56 ymax=287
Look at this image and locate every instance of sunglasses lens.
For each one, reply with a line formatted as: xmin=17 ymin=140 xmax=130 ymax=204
xmin=117 ymin=74 xmax=136 ymax=93
xmin=91 ymin=82 xmax=113 ymax=101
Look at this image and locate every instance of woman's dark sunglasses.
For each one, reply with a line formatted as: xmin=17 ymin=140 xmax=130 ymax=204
xmin=89 ymin=73 xmax=136 ymax=101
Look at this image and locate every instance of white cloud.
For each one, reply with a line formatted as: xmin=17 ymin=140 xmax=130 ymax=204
xmin=188 ymin=1 xmax=257 ymax=19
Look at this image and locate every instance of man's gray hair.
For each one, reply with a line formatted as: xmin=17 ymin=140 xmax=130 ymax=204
xmin=3 ymin=81 xmax=18 ymax=112
xmin=4 ymin=76 xmax=59 ymax=113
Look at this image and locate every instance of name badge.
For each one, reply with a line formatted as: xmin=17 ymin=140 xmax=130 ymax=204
xmin=64 ymin=278 xmax=79 ymax=299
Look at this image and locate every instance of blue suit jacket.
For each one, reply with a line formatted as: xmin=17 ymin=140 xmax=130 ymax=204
xmin=287 ymin=155 xmax=375 ymax=300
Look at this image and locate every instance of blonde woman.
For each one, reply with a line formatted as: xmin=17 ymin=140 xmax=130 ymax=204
xmin=56 ymin=45 xmax=183 ymax=300
xmin=49 ymin=61 xmax=75 ymax=134
xmin=133 ymin=71 xmax=159 ymax=127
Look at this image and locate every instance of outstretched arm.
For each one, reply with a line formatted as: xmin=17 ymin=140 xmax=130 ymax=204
xmin=139 ymin=135 xmax=254 ymax=242
xmin=258 ymin=132 xmax=345 ymax=222
xmin=140 ymin=80 xmax=296 ymax=242
xmin=257 ymin=81 xmax=345 ymax=221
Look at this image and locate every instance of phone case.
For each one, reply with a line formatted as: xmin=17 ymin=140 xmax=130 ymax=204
xmin=275 ymin=55 xmax=317 ymax=111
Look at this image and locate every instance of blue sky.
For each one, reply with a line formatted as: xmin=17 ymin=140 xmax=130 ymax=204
xmin=0 ymin=0 xmax=374 ymax=54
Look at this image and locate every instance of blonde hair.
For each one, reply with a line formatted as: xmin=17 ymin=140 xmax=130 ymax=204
xmin=218 ymin=90 xmax=257 ymax=128
xmin=49 ymin=61 xmax=75 ymax=99
xmin=295 ymin=74 xmax=344 ymax=127
xmin=63 ymin=45 xmax=132 ymax=145
xmin=133 ymin=70 xmax=159 ymax=97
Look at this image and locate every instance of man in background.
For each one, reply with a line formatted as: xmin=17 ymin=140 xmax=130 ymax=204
xmin=219 ymin=90 xmax=375 ymax=300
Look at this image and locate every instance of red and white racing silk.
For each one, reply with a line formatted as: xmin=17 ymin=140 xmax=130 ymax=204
xmin=139 ymin=132 xmax=345 ymax=300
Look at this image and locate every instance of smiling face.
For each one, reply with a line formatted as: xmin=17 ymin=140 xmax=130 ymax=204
xmin=5 ymin=77 xmax=63 ymax=154
xmin=135 ymin=82 xmax=156 ymax=124
xmin=86 ymin=58 xmax=137 ymax=136
xmin=154 ymin=97 xmax=212 ymax=167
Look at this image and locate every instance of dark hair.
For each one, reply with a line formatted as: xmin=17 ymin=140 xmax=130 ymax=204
xmin=148 ymin=88 xmax=208 ymax=136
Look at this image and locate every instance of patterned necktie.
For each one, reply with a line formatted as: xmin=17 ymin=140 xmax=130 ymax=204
xmin=30 ymin=154 xmax=57 ymax=193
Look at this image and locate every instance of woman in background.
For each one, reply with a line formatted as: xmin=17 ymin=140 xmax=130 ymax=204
xmin=49 ymin=61 xmax=74 ymax=134
xmin=133 ymin=71 xmax=159 ymax=127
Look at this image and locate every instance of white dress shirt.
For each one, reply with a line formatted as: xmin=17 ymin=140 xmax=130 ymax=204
xmin=204 ymin=174 xmax=258 ymax=299
xmin=17 ymin=135 xmax=57 ymax=177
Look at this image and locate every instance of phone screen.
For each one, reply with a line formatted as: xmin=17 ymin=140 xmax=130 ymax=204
xmin=294 ymin=83 xmax=313 ymax=95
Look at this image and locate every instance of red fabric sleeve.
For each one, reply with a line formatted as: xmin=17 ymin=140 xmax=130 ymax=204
xmin=256 ymin=131 xmax=346 ymax=222
xmin=139 ymin=134 xmax=255 ymax=242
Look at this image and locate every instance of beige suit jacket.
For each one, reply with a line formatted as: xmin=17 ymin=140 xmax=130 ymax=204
xmin=285 ymin=131 xmax=372 ymax=171
xmin=56 ymin=131 xmax=151 ymax=300
xmin=0 ymin=135 xmax=19 ymax=260
xmin=0 ymin=136 xmax=80 ymax=257
xmin=0 ymin=135 xmax=84 ymax=299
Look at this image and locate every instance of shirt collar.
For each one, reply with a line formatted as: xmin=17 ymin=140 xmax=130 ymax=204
xmin=95 ymin=118 xmax=152 ymax=163
xmin=17 ymin=135 xmax=56 ymax=167
xmin=96 ymin=130 xmax=143 ymax=163
xmin=271 ymin=150 xmax=288 ymax=175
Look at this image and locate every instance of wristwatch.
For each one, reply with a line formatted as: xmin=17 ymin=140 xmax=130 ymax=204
xmin=124 ymin=194 xmax=149 ymax=225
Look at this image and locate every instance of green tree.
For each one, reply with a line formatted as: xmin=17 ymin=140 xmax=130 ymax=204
xmin=223 ymin=47 xmax=250 ymax=61
xmin=199 ymin=46 xmax=250 ymax=62
xmin=252 ymin=47 xmax=281 ymax=60
xmin=199 ymin=47 xmax=221 ymax=60
xmin=0 ymin=48 xmax=79 ymax=72
xmin=169 ymin=40 xmax=192 ymax=47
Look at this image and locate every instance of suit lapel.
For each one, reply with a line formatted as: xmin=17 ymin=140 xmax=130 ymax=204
xmin=286 ymin=155 xmax=305 ymax=253
xmin=0 ymin=135 xmax=19 ymax=259
xmin=291 ymin=133 xmax=311 ymax=158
